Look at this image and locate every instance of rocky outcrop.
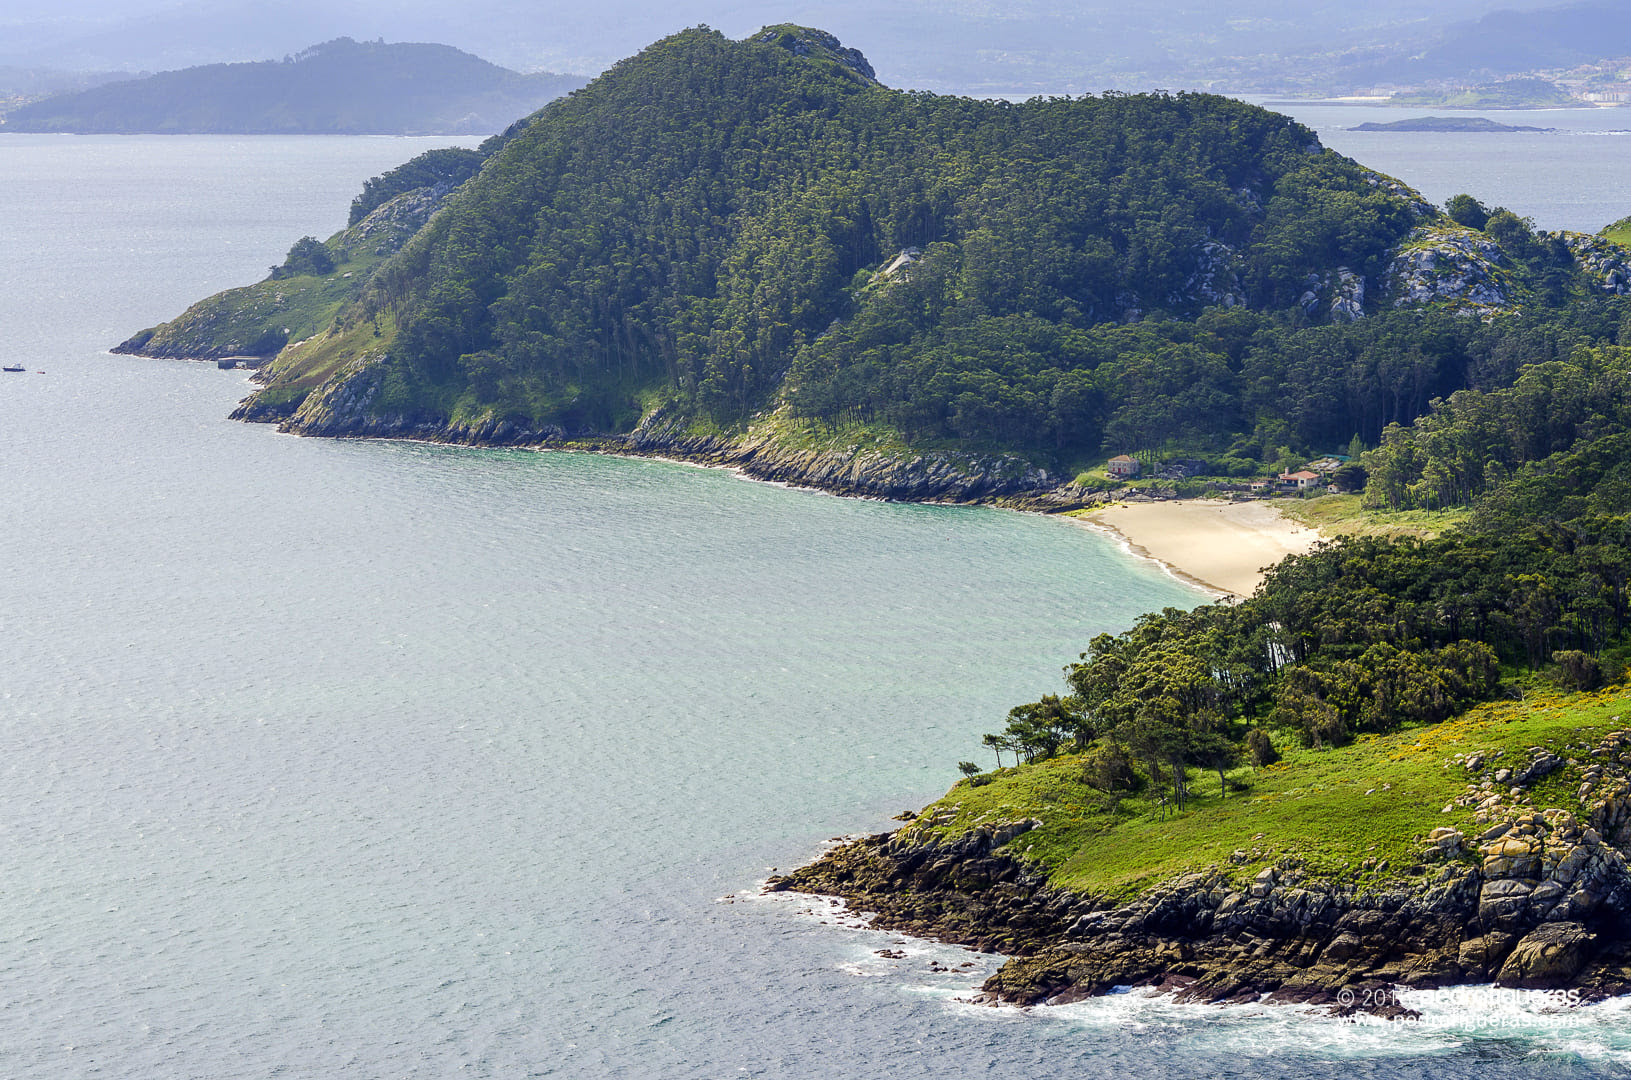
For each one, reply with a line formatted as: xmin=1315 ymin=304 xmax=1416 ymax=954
xmin=1362 ymin=170 xmax=1438 ymax=221
xmin=248 ymin=375 xmax=1107 ymax=509
xmin=1563 ymin=232 xmax=1631 ymax=297
xmin=341 ymin=185 xmax=447 ymax=256
xmin=1298 ymin=267 xmax=1366 ymax=322
xmin=753 ymin=26 xmax=877 ymax=84
xmin=1385 ymin=225 xmax=1513 ymax=315
xmin=1180 ymin=241 xmax=1247 ymax=309
xmin=774 ymin=793 xmax=1631 ymax=1010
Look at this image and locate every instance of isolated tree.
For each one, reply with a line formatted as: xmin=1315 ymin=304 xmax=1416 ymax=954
xmin=1192 ymin=732 xmax=1239 ymax=799
xmin=275 ymin=235 xmax=334 ymax=278
xmin=1445 ymin=193 xmax=1491 ymax=232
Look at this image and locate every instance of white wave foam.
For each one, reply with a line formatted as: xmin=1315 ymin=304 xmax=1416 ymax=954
xmin=1002 ymin=983 xmax=1631 ymax=1063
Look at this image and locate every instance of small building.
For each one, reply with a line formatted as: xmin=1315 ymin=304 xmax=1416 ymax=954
xmin=1280 ymin=470 xmax=1321 ymax=491
xmin=1107 ymin=454 xmax=1141 ymax=479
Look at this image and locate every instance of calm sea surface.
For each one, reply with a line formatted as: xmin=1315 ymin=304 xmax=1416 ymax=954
xmin=1 ymin=131 xmax=1629 ymax=1078
xmin=1269 ymin=102 xmax=1631 ymax=233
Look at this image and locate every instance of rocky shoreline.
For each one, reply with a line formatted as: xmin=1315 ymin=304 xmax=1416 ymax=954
xmin=224 ymin=365 xmax=1108 ymax=511
xmin=771 ymin=739 xmax=1631 ymax=1014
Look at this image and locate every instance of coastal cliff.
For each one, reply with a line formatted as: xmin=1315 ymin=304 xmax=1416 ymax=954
xmin=773 ymin=698 xmax=1631 ymax=1010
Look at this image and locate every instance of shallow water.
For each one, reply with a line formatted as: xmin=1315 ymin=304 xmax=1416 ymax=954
xmin=2 ymin=133 xmax=1629 ymax=1078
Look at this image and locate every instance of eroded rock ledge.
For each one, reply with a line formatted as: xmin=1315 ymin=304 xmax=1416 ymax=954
xmin=230 ymin=371 xmax=1106 ymax=510
xmin=770 ymin=807 xmax=1631 ymax=1012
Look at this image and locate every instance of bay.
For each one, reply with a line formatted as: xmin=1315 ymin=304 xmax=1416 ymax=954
xmin=2 ymin=132 xmax=1629 ymax=1079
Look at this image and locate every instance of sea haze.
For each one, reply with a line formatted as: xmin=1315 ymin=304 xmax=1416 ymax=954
xmin=2 ymin=133 xmax=1630 ymax=1077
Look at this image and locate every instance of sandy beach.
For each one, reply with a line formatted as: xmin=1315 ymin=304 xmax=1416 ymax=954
xmin=1079 ymin=499 xmax=1323 ymax=599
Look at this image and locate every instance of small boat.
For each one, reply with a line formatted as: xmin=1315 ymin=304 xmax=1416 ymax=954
xmin=2 ymin=364 xmax=24 ymax=372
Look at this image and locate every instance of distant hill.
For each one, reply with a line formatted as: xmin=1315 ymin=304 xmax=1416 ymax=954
xmin=1351 ymin=116 xmax=1553 ymax=132
xmin=1386 ymin=76 xmax=1579 ymax=109
xmin=0 ymin=38 xmax=587 ymax=135
xmin=1352 ymin=0 xmax=1631 ymax=84
xmin=0 ymin=0 xmax=1565 ymax=97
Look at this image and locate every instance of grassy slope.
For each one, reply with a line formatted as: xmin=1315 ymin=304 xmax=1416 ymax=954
xmin=247 ymin=310 xmax=398 ymax=413
xmin=124 ymin=245 xmax=384 ymax=359
xmin=1390 ymin=80 xmax=1576 ymax=110
xmin=913 ymin=684 xmax=1631 ymax=901
xmin=1603 ymin=217 xmax=1631 ymax=247
xmin=1279 ymin=492 xmax=1470 ymax=539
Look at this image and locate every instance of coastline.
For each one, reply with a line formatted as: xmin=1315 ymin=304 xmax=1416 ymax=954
xmin=228 ymin=369 xmax=1326 ymax=594
xmin=1076 ymin=498 xmax=1324 ymax=599
xmin=209 ymin=367 xmax=1631 ymax=1013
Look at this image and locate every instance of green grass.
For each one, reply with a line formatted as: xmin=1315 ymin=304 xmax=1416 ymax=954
xmin=250 ymin=309 xmax=398 ymax=410
xmin=1602 ymin=216 xmax=1631 ymax=247
xmin=131 ymin=242 xmax=390 ymax=361
xmin=1279 ymin=492 xmax=1470 ymax=540
xmin=907 ymin=684 xmax=1631 ymax=901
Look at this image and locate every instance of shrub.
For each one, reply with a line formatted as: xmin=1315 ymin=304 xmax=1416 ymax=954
xmin=274 ymin=236 xmax=335 ymax=278
xmin=1080 ymin=743 xmax=1141 ymax=793
xmin=1246 ymin=727 xmax=1279 ymax=768
xmin=1552 ymin=649 xmax=1604 ymax=691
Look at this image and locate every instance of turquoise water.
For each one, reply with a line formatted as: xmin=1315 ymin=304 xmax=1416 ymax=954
xmin=3 ymin=134 xmax=1630 ymax=1078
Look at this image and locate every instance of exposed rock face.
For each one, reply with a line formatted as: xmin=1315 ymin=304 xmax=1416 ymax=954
xmin=1563 ymin=232 xmax=1631 ymax=297
xmin=345 ymin=186 xmax=446 ymax=255
xmin=1181 ymin=241 xmax=1247 ymax=309
xmin=1362 ymin=170 xmax=1438 ymax=221
xmin=1298 ymin=267 xmax=1365 ymax=322
xmin=773 ymin=799 xmax=1631 ymax=1009
xmin=1498 ymin=921 xmax=1595 ymax=987
xmin=754 ymin=27 xmax=876 ymax=84
xmin=1385 ymin=225 xmax=1512 ymax=314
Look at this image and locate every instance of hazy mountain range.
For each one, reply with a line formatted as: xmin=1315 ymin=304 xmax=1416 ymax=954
xmin=1 ymin=38 xmax=585 ymax=134
xmin=0 ymin=0 xmax=1592 ymax=95
xmin=1348 ymin=0 xmax=1631 ymax=85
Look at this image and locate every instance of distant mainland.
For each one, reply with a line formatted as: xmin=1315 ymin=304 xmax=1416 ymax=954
xmin=0 ymin=37 xmax=587 ymax=135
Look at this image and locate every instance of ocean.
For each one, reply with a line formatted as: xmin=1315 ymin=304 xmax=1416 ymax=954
xmin=1 ymin=126 xmax=1628 ymax=1078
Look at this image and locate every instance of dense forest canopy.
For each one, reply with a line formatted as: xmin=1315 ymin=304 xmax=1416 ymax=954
xmin=983 ymin=498 xmax=1631 ymax=809
xmin=132 ymin=25 xmax=1631 ymax=490
xmin=319 ymin=25 xmax=1441 ymax=443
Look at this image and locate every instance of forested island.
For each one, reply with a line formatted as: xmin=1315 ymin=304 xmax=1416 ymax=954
xmin=118 ymin=25 xmax=1631 ymax=1008
xmin=1 ymin=38 xmax=586 ymax=135
xmin=1351 ymin=117 xmax=1554 ymax=133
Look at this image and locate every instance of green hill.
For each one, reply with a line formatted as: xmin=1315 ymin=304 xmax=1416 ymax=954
xmin=1388 ymin=77 xmax=1578 ymax=110
xmin=121 ymin=25 xmax=1631 ymax=498
xmin=127 ymin=28 xmax=1436 ymax=450
xmin=1 ymin=38 xmax=586 ymax=135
